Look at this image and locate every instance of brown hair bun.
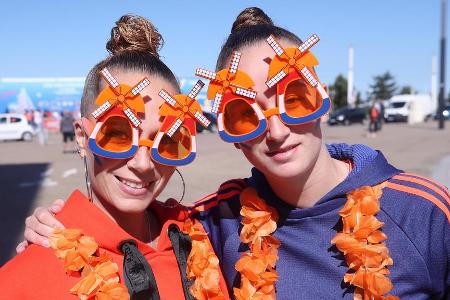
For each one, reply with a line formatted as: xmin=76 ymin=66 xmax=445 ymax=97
xmin=231 ymin=7 xmax=274 ymax=33
xmin=106 ymin=14 xmax=163 ymax=58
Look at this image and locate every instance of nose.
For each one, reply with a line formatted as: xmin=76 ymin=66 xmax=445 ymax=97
xmin=265 ymin=115 xmax=290 ymax=143
xmin=127 ymin=146 xmax=154 ymax=173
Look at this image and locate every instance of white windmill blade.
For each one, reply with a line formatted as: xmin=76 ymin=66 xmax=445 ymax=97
xmin=266 ymin=70 xmax=288 ymax=88
xmin=188 ymin=80 xmax=205 ymax=99
xmin=166 ymin=118 xmax=183 ymax=137
xmin=266 ymin=35 xmax=285 ymax=57
xmin=130 ymin=78 xmax=151 ymax=96
xmin=91 ymin=100 xmax=113 ymax=119
xmin=235 ymin=87 xmax=257 ymax=99
xmin=100 ymin=68 xmax=119 ymax=89
xmin=228 ymin=52 xmax=241 ymax=75
xmin=298 ymin=34 xmax=320 ymax=53
xmin=194 ymin=111 xmax=211 ymax=127
xmin=195 ymin=68 xmax=218 ymax=81
xmin=123 ymin=108 xmax=142 ymax=127
xmin=211 ymin=92 xmax=223 ymax=114
xmin=158 ymin=89 xmax=177 ymax=107
xmin=300 ymin=67 xmax=318 ymax=87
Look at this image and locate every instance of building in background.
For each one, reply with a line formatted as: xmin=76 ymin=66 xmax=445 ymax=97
xmin=0 ymin=77 xmax=84 ymax=114
xmin=0 ymin=76 xmax=213 ymax=114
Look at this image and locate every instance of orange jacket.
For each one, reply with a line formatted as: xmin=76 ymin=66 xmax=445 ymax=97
xmin=0 ymin=190 xmax=229 ymax=299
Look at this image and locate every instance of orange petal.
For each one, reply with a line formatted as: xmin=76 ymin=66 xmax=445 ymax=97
xmin=70 ymin=272 xmax=102 ymax=298
xmin=64 ymin=250 xmax=86 ymax=272
xmin=97 ymin=282 xmax=130 ymax=300
xmin=62 ymin=228 xmax=83 ymax=241
xmin=367 ymin=230 xmax=387 ymax=244
xmin=77 ymin=235 xmax=98 ymax=260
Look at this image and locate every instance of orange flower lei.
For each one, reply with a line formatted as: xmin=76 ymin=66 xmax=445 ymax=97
xmin=233 ymin=187 xmax=280 ymax=300
xmin=331 ymin=184 xmax=399 ymax=300
xmin=50 ymin=228 xmax=129 ymax=300
xmin=183 ymin=218 xmax=226 ymax=300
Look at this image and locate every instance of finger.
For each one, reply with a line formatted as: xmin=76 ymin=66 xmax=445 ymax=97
xmin=49 ymin=199 xmax=65 ymax=215
xmin=23 ymin=227 xmax=50 ymax=248
xmin=25 ymin=214 xmax=58 ymax=239
xmin=16 ymin=240 xmax=29 ymax=254
xmin=35 ymin=206 xmax=65 ymax=229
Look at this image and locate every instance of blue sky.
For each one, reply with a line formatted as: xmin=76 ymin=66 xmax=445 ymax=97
xmin=0 ymin=1 xmax=443 ymax=98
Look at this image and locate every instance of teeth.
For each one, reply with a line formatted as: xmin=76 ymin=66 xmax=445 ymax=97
xmin=118 ymin=177 xmax=149 ymax=189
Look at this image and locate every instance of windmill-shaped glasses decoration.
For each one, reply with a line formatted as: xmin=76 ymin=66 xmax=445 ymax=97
xmin=88 ymin=67 xmax=150 ymax=159
xmin=151 ymin=80 xmax=211 ymax=166
xmin=265 ymin=34 xmax=331 ymax=125
xmin=196 ymin=51 xmax=265 ymax=143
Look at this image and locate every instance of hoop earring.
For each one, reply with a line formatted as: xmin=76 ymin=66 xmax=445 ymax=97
xmin=161 ymin=168 xmax=186 ymax=208
xmin=83 ymin=156 xmax=93 ymax=202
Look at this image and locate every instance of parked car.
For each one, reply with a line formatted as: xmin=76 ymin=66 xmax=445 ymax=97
xmin=384 ymin=94 xmax=434 ymax=123
xmin=328 ymin=107 xmax=366 ymax=126
xmin=434 ymin=104 xmax=450 ymax=120
xmin=0 ymin=113 xmax=35 ymax=141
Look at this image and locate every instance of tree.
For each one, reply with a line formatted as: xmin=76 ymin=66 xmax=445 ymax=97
xmin=399 ymin=86 xmax=415 ymax=94
xmin=328 ymin=74 xmax=348 ymax=110
xmin=355 ymin=91 xmax=362 ymax=107
xmin=369 ymin=71 xmax=397 ymax=100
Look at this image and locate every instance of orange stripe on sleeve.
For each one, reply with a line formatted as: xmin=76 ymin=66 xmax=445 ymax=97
xmin=189 ymin=190 xmax=242 ymax=214
xmin=393 ymin=174 xmax=450 ymax=207
xmin=219 ymin=182 xmax=245 ymax=193
xmin=386 ymin=182 xmax=450 ymax=222
xmin=190 ymin=200 xmax=220 ymax=214
xmin=217 ymin=190 xmax=242 ymax=201
xmin=400 ymin=173 xmax=450 ymax=196
xmin=191 ymin=193 xmax=217 ymax=207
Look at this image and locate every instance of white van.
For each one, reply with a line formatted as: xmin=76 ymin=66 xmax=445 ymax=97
xmin=0 ymin=113 xmax=35 ymax=141
xmin=384 ymin=94 xmax=435 ymax=123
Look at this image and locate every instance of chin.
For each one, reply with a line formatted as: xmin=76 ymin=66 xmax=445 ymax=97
xmin=264 ymin=163 xmax=307 ymax=180
xmin=112 ymin=197 xmax=152 ymax=213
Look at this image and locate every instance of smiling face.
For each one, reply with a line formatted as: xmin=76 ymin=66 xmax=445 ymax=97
xmin=235 ymin=40 xmax=323 ymax=180
xmin=76 ymin=69 xmax=177 ymax=214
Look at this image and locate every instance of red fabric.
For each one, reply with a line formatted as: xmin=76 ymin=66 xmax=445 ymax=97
xmin=0 ymin=190 xmax=229 ymax=299
xmin=370 ymin=106 xmax=379 ymax=119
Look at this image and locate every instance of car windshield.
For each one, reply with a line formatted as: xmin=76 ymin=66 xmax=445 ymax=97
xmin=389 ymin=102 xmax=406 ymax=108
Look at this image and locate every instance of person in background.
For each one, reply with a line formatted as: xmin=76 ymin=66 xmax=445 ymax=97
xmin=33 ymin=109 xmax=46 ymax=144
xmin=60 ymin=110 xmax=76 ymax=153
xmin=24 ymin=109 xmax=34 ymax=125
xmin=368 ymin=99 xmax=380 ymax=137
xmin=377 ymin=99 xmax=385 ymax=130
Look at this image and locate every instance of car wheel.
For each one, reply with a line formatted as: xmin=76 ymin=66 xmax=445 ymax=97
xmin=344 ymin=119 xmax=351 ymax=126
xmin=22 ymin=132 xmax=33 ymax=142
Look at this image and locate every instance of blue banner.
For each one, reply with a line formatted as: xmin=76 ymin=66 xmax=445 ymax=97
xmin=0 ymin=77 xmax=212 ymax=114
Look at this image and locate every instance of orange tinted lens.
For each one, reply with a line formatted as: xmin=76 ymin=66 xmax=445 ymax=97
xmin=284 ymin=80 xmax=322 ymax=118
xmin=158 ymin=126 xmax=192 ymax=160
xmin=224 ymin=99 xmax=259 ymax=135
xmin=96 ymin=116 xmax=132 ymax=151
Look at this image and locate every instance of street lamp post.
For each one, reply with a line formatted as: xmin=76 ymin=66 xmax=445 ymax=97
xmin=438 ymin=0 xmax=447 ymax=129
